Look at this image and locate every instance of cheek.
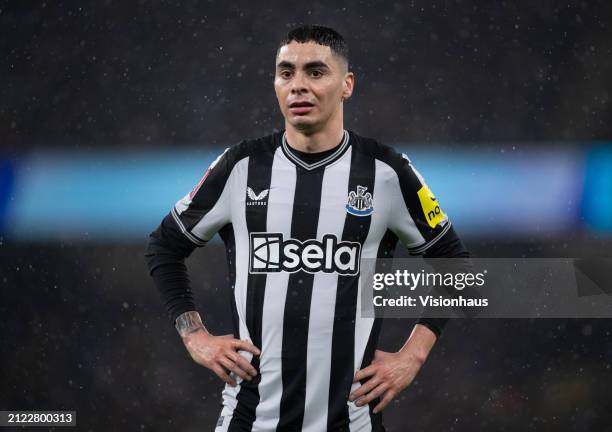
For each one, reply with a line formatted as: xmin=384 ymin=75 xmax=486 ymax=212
xmin=274 ymin=85 xmax=287 ymax=105
xmin=317 ymin=83 xmax=342 ymax=105
xmin=274 ymin=79 xmax=287 ymax=93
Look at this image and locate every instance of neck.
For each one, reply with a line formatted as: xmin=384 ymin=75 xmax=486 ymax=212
xmin=284 ymin=109 xmax=345 ymax=153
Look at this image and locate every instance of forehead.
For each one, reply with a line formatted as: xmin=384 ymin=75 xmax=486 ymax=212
xmin=276 ymin=41 xmax=336 ymax=67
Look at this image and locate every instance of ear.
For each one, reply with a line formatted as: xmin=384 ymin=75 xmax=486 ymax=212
xmin=342 ymin=72 xmax=355 ymax=101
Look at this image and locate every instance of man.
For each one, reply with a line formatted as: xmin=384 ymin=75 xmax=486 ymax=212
xmin=145 ymin=25 xmax=469 ymax=432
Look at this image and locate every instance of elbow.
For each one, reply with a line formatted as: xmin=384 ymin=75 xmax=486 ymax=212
xmin=144 ymin=232 xmax=163 ymax=275
xmin=144 ymin=214 xmax=197 ymax=275
xmin=144 ymin=231 xmax=185 ymax=276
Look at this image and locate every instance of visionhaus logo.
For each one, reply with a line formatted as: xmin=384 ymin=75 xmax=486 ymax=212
xmin=249 ymin=233 xmax=361 ymax=275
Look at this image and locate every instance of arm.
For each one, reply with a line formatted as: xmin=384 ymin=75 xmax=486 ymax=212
xmin=144 ymin=147 xmax=260 ymax=386
xmin=145 ymin=225 xmax=260 ymax=386
xmin=349 ymin=226 xmax=470 ymax=412
xmin=145 ymin=213 xmax=198 ymax=323
xmin=350 ymin=151 xmax=470 ymax=412
xmin=415 ymin=224 xmax=471 ymax=339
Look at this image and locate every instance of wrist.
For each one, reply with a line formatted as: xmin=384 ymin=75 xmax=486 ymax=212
xmin=398 ymin=324 xmax=437 ymax=365
xmin=175 ymin=310 xmax=208 ymax=338
xmin=398 ymin=345 xmax=428 ymax=366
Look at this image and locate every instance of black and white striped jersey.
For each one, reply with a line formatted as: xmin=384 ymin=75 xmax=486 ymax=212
xmin=166 ymin=129 xmax=451 ymax=432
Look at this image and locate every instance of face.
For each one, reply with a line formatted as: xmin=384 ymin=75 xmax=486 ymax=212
xmin=274 ymin=41 xmax=354 ymax=133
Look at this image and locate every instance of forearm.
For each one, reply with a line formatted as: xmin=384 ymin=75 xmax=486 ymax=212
xmin=416 ymin=225 xmax=471 ymax=336
xmin=149 ymin=261 xmax=197 ymax=323
xmin=398 ymin=323 xmax=438 ymax=364
xmin=145 ymin=214 xmax=198 ymax=323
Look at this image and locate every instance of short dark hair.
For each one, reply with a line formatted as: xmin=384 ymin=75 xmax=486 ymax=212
xmin=278 ymin=25 xmax=349 ymax=67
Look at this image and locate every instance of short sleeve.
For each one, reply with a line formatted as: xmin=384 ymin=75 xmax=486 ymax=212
xmin=170 ymin=147 xmax=234 ymax=246
xmin=388 ymin=153 xmax=451 ymax=255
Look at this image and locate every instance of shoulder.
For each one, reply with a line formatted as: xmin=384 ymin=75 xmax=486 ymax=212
xmin=348 ymin=130 xmax=411 ymax=174
xmin=220 ymin=131 xmax=283 ymax=167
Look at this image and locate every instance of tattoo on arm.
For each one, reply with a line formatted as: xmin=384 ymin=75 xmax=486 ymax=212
xmin=175 ymin=311 xmax=208 ymax=338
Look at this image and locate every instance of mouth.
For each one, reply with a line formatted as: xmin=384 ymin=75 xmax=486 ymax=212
xmin=288 ymin=101 xmax=315 ymax=115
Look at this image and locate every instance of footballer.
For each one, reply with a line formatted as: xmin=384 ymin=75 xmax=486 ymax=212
xmin=146 ymin=25 xmax=469 ymax=431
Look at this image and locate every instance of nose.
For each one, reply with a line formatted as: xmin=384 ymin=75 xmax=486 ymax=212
xmin=290 ymin=71 xmax=308 ymax=94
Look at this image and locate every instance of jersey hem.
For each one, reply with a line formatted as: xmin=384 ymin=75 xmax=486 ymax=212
xmin=170 ymin=207 xmax=208 ymax=246
xmin=407 ymin=220 xmax=452 ymax=255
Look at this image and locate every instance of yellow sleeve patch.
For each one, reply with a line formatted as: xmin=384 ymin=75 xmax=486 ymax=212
xmin=417 ymin=184 xmax=446 ymax=228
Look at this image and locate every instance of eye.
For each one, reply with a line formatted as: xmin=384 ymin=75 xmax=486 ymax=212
xmin=310 ymin=69 xmax=323 ymax=78
xmin=279 ymin=70 xmax=292 ymax=79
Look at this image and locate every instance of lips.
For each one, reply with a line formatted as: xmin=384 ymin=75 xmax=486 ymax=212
xmin=289 ymin=101 xmax=314 ymax=108
xmin=289 ymin=101 xmax=314 ymax=115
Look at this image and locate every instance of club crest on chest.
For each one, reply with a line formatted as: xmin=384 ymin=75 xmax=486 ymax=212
xmin=346 ymin=185 xmax=373 ymax=216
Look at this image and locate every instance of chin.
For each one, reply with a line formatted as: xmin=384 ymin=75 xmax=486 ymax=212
xmin=289 ymin=117 xmax=318 ymax=131
xmin=294 ymin=123 xmax=321 ymax=134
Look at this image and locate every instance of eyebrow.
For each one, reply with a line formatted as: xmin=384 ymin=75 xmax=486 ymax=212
xmin=276 ymin=60 xmax=330 ymax=70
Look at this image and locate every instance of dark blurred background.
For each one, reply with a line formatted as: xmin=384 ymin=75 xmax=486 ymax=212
xmin=2 ymin=0 xmax=612 ymax=148
xmin=1 ymin=1 xmax=611 ymax=431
